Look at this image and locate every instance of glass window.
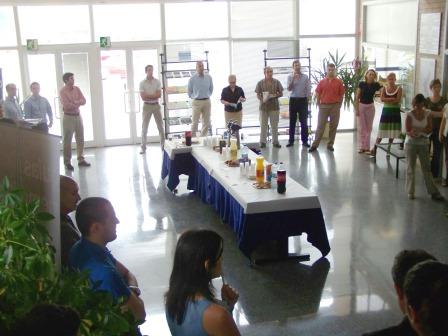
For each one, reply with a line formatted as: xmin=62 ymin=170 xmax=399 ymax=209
xmin=165 ymin=2 xmax=228 ymax=40
xmin=18 ymin=5 xmax=90 ymax=45
xmin=365 ymin=1 xmax=417 ymax=46
xmin=0 ymin=50 xmax=22 ymax=103
xmin=300 ymin=0 xmax=356 ymax=35
xmin=231 ymin=1 xmax=293 ymax=38
xmin=164 ymin=41 xmax=230 ymax=131
xmin=93 ymin=4 xmax=161 ymax=42
xmin=232 ymin=41 xmax=268 ymax=127
xmin=0 ymin=7 xmax=17 ymax=47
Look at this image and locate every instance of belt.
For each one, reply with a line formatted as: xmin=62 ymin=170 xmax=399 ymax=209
xmin=144 ymin=102 xmax=159 ymax=105
xmin=195 ymin=98 xmax=209 ymax=101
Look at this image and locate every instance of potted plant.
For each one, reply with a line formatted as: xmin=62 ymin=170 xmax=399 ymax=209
xmin=0 ymin=177 xmax=137 ymax=336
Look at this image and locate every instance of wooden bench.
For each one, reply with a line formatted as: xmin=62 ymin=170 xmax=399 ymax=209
xmin=373 ymin=143 xmax=406 ymax=178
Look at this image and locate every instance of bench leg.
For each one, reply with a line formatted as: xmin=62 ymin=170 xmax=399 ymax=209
xmin=396 ymin=158 xmax=399 ymax=178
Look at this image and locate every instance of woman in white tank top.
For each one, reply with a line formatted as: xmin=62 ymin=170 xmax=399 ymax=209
xmin=405 ymin=94 xmax=443 ymax=200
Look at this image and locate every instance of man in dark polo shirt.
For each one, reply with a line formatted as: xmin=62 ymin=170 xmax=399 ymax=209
xmin=220 ymin=74 xmax=246 ymax=147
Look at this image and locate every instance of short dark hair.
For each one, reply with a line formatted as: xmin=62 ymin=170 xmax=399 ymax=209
xmin=30 ymin=82 xmax=39 ymax=89
xmin=412 ymin=93 xmax=426 ymax=107
xmin=75 ymin=197 xmax=111 ymax=236
xmin=429 ymin=79 xmax=441 ymax=89
xmin=62 ymin=72 xmax=74 ymax=84
xmin=145 ymin=64 xmax=153 ymax=72
xmin=14 ymin=303 xmax=80 ymax=336
xmin=165 ymin=229 xmax=223 ymax=324
xmin=391 ymin=249 xmax=436 ymax=288
xmin=327 ymin=63 xmax=336 ymax=68
xmin=404 ymin=260 xmax=448 ymax=336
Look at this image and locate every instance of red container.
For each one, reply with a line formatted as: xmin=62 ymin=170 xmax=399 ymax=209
xmin=277 ymin=170 xmax=286 ymax=194
xmin=185 ymin=131 xmax=192 ymax=146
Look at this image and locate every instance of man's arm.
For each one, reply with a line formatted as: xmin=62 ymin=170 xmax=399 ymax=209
xmin=116 ymin=260 xmax=139 ymax=287
xmin=60 ymin=89 xmax=79 ymax=110
xmin=123 ymin=291 xmax=146 ymax=322
xmin=23 ymin=101 xmax=32 ymax=119
xmin=209 ymin=76 xmax=214 ymax=96
xmin=76 ymin=87 xmax=86 ymax=106
xmin=188 ymin=77 xmax=194 ymax=98
xmin=45 ymin=98 xmax=53 ymax=125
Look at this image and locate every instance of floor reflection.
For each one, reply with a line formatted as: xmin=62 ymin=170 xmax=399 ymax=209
xmin=61 ymin=133 xmax=448 ymax=335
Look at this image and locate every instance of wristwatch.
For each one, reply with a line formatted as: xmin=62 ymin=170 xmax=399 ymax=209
xmin=129 ymin=286 xmax=141 ymax=297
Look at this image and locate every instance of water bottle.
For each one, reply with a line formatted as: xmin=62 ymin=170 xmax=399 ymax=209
xmin=241 ymin=145 xmax=249 ymax=163
xmin=272 ymin=162 xmax=278 ymax=178
xmin=277 ymin=162 xmax=286 ymax=194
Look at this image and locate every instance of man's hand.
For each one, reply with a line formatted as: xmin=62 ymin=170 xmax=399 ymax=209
xmin=48 ymin=121 xmax=53 ymax=128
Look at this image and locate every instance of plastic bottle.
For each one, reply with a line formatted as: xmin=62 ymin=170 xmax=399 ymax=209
xmin=256 ymin=156 xmax=265 ymax=184
xmin=185 ymin=131 xmax=192 ymax=146
xmin=272 ymin=162 xmax=278 ymax=178
xmin=277 ymin=162 xmax=286 ymax=194
xmin=241 ymin=145 xmax=249 ymax=162
xmin=230 ymin=138 xmax=238 ymax=161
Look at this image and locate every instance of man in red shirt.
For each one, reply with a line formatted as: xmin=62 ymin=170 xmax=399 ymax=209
xmin=59 ymin=72 xmax=90 ymax=170
xmin=309 ymin=63 xmax=345 ymax=152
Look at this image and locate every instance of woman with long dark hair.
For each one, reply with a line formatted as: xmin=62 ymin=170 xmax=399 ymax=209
xmin=165 ymin=230 xmax=240 ymax=336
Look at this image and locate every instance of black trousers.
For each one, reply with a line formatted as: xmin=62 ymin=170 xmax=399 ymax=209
xmin=289 ymin=97 xmax=308 ymax=144
xmin=430 ymin=127 xmax=443 ymax=178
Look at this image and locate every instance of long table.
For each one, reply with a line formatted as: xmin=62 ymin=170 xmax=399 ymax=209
xmin=161 ymin=141 xmax=330 ymax=260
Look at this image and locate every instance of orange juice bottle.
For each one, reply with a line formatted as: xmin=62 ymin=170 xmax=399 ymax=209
xmin=256 ymin=156 xmax=264 ymax=184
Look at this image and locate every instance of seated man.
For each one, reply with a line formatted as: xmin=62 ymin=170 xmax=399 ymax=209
xmin=60 ymin=175 xmax=81 ymax=267
xmin=404 ymin=260 xmax=448 ymax=336
xmin=363 ymin=249 xmax=436 ymax=336
xmin=69 ymin=197 xmax=146 ymax=325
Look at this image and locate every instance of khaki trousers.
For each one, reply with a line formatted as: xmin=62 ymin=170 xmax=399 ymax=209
xmin=141 ymin=103 xmax=164 ymax=150
xmin=259 ymin=109 xmax=279 ymax=145
xmin=405 ymin=143 xmax=438 ymax=196
xmin=191 ymin=99 xmax=211 ymax=136
xmin=312 ymin=103 xmax=341 ymax=147
xmin=63 ymin=114 xmax=84 ymax=165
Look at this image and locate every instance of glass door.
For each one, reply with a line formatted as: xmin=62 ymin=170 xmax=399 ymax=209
xmin=27 ymin=49 xmax=95 ymax=144
xmin=100 ymin=47 xmax=160 ymax=146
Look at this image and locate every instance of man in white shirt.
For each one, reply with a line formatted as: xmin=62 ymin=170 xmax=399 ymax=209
xmin=139 ymin=64 xmax=164 ymax=154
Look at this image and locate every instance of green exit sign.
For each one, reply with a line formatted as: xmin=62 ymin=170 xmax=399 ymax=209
xmin=100 ymin=36 xmax=111 ymax=48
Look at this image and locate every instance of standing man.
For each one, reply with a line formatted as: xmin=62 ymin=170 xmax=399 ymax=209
xmin=220 ymin=74 xmax=246 ymax=147
xmin=69 ymin=197 xmax=146 ymax=327
xmin=255 ymin=66 xmax=283 ymax=148
xmin=139 ymin=64 xmax=164 ymax=154
xmin=287 ymin=60 xmax=311 ymax=148
xmin=3 ymin=83 xmax=23 ymax=121
xmin=24 ymin=82 xmax=53 ymax=133
xmin=60 ymin=175 xmax=81 ymax=268
xmin=59 ymin=73 xmax=90 ymax=170
xmin=188 ymin=61 xmax=213 ymax=137
xmin=309 ymin=63 xmax=345 ymax=153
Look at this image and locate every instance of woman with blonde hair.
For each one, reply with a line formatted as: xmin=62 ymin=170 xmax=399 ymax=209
xmin=371 ymin=72 xmax=402 ymax=156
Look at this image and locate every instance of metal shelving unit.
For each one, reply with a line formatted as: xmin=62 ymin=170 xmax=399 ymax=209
xmin=160 ymin=50 xmax=209 ymax=138
xmin=263 ymin=47 xmax=313 ymax=144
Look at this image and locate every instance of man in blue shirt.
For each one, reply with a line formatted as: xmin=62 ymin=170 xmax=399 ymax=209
xmin=287 ymin=60 xmax=311 ymax=148
xmin=24 ymin=82 xmax=53 ymax=133
xmin=188 ymin=61 xmax=213 ymax=136
xmin=69 ymin=197 xmax=146 ymax=324
xmin=3 ymin=83 xmax=23 ymax=121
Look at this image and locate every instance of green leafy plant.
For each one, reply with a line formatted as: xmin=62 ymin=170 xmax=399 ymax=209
xmin=0 ymin=177 xmax=137 ymax=336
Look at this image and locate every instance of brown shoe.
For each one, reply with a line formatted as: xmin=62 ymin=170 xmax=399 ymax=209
xmin=78 ymin=160 xmax=91 ymax=167
xmin=65 ymin=163 xmax=74 ymax=171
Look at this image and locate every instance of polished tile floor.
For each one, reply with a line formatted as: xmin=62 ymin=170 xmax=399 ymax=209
xmin=62 ymin=132 xmax=448 ymax=336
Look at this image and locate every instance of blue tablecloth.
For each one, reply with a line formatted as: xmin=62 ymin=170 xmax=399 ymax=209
xmin=161 ymin=151 xmax=195 ymax=191
xmin=162 ymin=150 xmax=330 ymax=259
xmin=192 ymin=157 xmax=330 ymax=258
